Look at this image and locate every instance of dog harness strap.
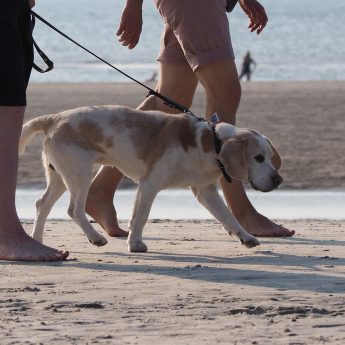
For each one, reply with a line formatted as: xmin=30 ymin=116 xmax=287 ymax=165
xmin=209 ymin=122 xmax=232 ymax=183
xmin=48 ymin=163 xmax=55 ymax=171
xmin=217 ymin=159 xmax=232 ymax=183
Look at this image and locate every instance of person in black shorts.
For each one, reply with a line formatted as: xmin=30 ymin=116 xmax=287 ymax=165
xmin=0 ymin=0 xmax=69 ymax=261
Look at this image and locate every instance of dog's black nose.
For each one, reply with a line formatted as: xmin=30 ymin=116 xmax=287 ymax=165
xmin=272 ymin=174 xmax=283 ymax=188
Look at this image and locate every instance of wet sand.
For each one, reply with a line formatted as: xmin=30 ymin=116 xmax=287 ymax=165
xmin=19 ymin=80 xmax=345 ymax=189
xmin=1 ymin=219 xmax=344 ymax=344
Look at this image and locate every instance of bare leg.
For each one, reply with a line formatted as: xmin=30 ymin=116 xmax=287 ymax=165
xmin=138 ymin=62 xmax=198 ymax=112
xmin=0 ymin=106 xmax=69 ymax=261
xmin=87 ymin=59 xmax=294 ymax=238
xmin=221 ymin=179 xmax=294 ymax=237
xmin=196 ymin=60 xmax=295 ymax=237
xmin=86 ymin=62 xmax=197 ymax=235
xmin=191 ymin=185 xmax=259 ymax=248
xmin=86 ymin=166 xmax=128 ymax=237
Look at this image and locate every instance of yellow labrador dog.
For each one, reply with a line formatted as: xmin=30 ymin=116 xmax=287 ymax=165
xmin=19 ymin=106 xmax=282 ymax=252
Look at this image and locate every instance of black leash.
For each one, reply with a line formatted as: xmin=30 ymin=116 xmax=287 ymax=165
xmin=30 ymin=10 xmax=204 ymax=121
xmin=31 ymin=11 xmax=232 ymax=183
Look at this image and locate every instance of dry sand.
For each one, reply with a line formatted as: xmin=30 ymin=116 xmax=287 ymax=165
xmin=19 ymin=80 xmax=345 ymax=189
xmin=1 ymin=219 xmax=345 ymax=344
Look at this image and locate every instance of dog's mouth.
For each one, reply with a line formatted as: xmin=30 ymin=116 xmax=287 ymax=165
xmin=250 ymin=180 xmax=274 ymax=193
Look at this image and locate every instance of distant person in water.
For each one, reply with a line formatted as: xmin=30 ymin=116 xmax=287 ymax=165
xmin=239 ymin=51 xmax=257 ymax=81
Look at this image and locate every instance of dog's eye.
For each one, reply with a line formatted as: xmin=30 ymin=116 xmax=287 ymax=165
xmin=255 ymin=154 xmax=265 ymax=163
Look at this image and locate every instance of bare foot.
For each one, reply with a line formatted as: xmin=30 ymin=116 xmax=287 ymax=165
xmin=85 ymin=194 xmax=128 ymax=238
xmin=236 ymin=210 xmax=295 ymax=237
xmin=0 ymin=227 xmax=69 ymax=262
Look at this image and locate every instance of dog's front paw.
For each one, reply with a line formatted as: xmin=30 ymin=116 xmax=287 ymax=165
xmin=88 ymin=234 xmax=108 ymax=247
xmin=128 ymin=240 xmax=148 ymax=253
xmin=240 ymin=236 xmax=260 ymax=249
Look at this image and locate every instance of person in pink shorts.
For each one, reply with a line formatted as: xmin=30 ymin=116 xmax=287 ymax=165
xmin=85 ymin=0 xmax=295 ymax=238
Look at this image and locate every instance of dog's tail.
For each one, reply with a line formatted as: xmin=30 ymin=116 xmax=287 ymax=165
xmin=19 ymin=115 xmax=55 ymax=155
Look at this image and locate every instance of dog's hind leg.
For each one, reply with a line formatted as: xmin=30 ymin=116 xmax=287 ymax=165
xmin=127 ymin=181 xmax=159 ymax=252
xmin=191 ymin=184 xmax=260 ymax=248
xmin=59 ymin=155 xmax=108 ymax=247
xmin=32 ymin=153 xmax=66 ymax=243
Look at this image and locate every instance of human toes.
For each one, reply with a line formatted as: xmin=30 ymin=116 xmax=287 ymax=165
xmin=273 ymin=227 xmax=295 ymax=237
xmin=109 ymin=228 xmax=128 ymax=237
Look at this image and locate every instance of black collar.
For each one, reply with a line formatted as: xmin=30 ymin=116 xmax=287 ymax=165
xmin=209 ymin=123 xmax=232 ymax=183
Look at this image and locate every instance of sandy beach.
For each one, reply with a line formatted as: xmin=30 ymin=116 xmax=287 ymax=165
xmin=1 ymin=219 xmax=344 ymax=344
xmin=19 ymin=80 xmax=345 ymax=189
xmin=4 ymin=81 xmax=344 ymax=343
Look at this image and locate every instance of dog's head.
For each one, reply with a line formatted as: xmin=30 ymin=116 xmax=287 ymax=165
xmin=218 ymin=129 xmax=282 ymax=192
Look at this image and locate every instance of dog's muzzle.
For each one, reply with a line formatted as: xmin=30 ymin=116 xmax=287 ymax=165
xmin=272 ymin=173 xmax=283 ymax=189
xmin=250 ymin=173 xmax=283 ymax=192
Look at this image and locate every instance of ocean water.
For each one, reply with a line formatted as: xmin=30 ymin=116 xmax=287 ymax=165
xmin=16 ymin=189 xmax=345 ymax=221
xmin=30 ymin=0 xmax=345 ymax=83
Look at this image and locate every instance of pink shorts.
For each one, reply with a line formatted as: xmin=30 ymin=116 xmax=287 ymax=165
xmin=154 ymin=0 xmax=235 ymax=71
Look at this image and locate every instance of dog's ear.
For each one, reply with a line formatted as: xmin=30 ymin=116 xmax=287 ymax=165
xmin=264 ymin=136 xmax=282 ymax=170
xmin=218 ymin=139 xmax=248 ymax=181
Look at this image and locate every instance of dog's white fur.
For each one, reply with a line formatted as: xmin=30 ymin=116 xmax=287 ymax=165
xmin=19 ymin=106 xmax=282 ymax=252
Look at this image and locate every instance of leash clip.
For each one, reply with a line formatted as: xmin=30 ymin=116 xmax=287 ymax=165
xmin=210 ymin=113 xmax=220 ymax=124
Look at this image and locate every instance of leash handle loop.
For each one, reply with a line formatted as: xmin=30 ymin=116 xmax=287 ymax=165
xmin=31 ymin=13 xmax=54 ymax=73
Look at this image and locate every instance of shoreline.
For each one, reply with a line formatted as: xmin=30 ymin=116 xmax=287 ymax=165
xmin=15 ymin=189 xmax=345 ymax=221
xmin=19 ymin=80 xmax=345 ymax=189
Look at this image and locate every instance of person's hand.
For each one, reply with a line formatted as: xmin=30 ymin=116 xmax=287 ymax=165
xmin=28 ymin=0 xmax=36 ymax=8
xmin=116 ymin=0 xmax=143 ymax=49
xmin=239 ymin=0 xmax=268 ymax=35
